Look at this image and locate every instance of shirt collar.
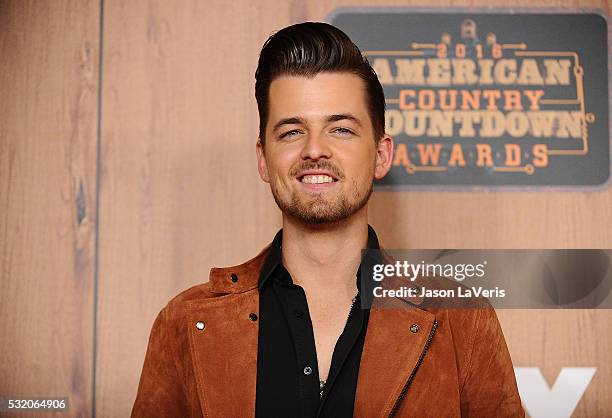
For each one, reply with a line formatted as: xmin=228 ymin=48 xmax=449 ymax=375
xmin=258 ymin=224 xmax=382 ymax=292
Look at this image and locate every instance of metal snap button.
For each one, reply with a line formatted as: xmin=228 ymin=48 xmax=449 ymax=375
xmin=410 ymin=324 xmax=419 ymax=333
xmin=196 ymin=321 xmax=205 ymax=330
xmin=249 ymin=313 xmax=258 ymax=321
xmin=230 ymin=273 xmax=238 ymax=283
xmin=303 ymin=366 xmax=313 ymax=375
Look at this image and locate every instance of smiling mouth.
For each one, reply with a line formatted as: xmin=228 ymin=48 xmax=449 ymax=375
xmin=299 ymin=174 xmax=338 ymax=184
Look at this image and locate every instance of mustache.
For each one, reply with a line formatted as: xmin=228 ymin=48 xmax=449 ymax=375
xmin=290 ymin=161 xmax=344 ymax=179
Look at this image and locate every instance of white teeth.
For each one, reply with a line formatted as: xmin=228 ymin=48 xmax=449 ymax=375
xmin=301 ymin=175 xmax=334 ymax=184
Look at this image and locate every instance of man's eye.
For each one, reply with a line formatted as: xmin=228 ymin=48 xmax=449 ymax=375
xmin=333 ymin=127 xmax=354 ymax=135
xmin=280 ymin=129 xmax=300 ymax=139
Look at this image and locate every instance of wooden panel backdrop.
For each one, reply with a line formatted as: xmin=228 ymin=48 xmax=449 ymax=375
xmin=0 ymin=1 xmax=100 ymax=417
xmin=0 ymin=0 xmax=610 ymax=417
xmin=96 ymin=0 xmax=282 ymax=415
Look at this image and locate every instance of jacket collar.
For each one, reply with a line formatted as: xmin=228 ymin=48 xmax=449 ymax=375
xmin=206 ymin=225 xmax=426 ymax=307
xmin=257 ymin=224 xmax=383 ymax=294
xmin=207 ymin=243 xmax=271 ymax=294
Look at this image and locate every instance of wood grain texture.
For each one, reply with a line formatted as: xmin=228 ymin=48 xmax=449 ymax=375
xmin=96 ymin=1 xmax=284 ymax=416
xmin=94 ymin=1 xmax=611 ymax=417
xmin=0 ymin=0 xmax=100 ymax=416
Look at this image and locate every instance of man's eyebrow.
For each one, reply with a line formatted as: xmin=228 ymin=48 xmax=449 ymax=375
xmin=326 ymin=113 xmax=363 ymax=127
xmin=272 ymin=114 xmax=363 ymax=132
xmin=272 ymin=117 xmax=306 ymax=133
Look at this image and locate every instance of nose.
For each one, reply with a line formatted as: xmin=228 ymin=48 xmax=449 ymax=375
xmin=299 ymin=131 xmax=332 ymax=161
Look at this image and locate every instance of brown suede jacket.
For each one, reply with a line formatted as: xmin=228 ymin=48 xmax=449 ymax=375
xmin=132 ymin=243 xmax=525 ymax=417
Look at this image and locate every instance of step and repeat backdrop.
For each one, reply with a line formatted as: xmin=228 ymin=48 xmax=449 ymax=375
xmin=0 ymin=1 xmax=610 ymax=417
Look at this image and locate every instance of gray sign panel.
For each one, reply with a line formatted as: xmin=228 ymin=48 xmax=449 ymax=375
xmin=329 ymin=11 xmax=609 ymax=187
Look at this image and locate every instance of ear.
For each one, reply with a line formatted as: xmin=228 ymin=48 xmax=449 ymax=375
xmin=256 ymin=140 xmax=270 ymax=183
xmin=374 ymin=134 xmax=394 ymax=180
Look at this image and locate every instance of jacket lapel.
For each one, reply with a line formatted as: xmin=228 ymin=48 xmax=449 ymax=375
xmin=187 ymin=288 xmax=260 ymax=417
xmin=185 ymin=246 xmax=268 ymax=417
xmin=354 ymin=298 xmax=436 ymax=417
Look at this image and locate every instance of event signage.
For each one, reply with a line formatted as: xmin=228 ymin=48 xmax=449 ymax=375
xmin=329 ymin=11 xmax=609 ymax=187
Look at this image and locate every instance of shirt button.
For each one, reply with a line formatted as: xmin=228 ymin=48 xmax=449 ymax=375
xmin=294 ymin=309 xmax=303 ymax=318
xmin=195 ymin=321 xmax=205 ymax=330
xmin=303 ymin=366 xmax=313 ymax=375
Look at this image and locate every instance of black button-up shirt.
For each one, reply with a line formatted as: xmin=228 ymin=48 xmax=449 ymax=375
xmin=255 ymin=225 xmax=381 ymax=418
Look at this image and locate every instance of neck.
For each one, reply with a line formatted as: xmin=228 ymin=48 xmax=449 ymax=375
xmin=280 ymin=207 xmax=369 ymax=295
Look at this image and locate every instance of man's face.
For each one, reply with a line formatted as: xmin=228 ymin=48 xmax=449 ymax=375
xmin=256 ymin=72 xmax=393 ymax=224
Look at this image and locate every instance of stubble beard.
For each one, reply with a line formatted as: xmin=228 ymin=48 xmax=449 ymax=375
xmin=271 ymin=178 xmax=374 ymax=224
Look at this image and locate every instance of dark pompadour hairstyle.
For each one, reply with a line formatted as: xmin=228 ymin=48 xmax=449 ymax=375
xmin=254 ymin=22 xmax=385 ymax=146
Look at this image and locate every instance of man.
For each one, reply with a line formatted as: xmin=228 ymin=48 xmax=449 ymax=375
xmin=132 ymin=22 xmax=524 ymax=417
